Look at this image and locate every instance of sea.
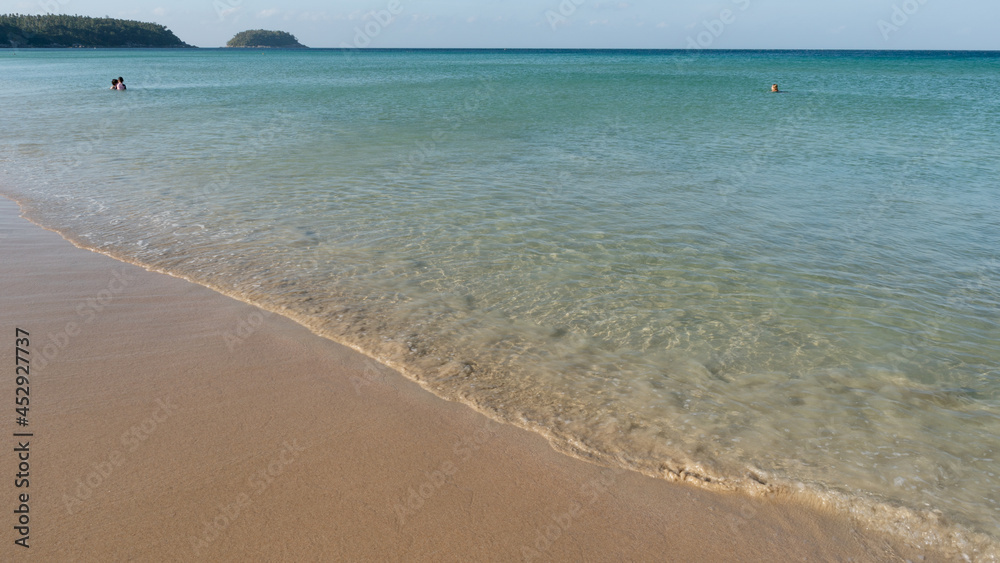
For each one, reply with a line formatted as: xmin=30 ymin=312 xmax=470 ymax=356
xmin=1 ymin=48 xmax=998 ymax=557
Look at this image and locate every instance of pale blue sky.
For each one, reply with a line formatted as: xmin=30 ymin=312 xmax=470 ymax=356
xmin=7 ymin=0 xmax=998 ymax=49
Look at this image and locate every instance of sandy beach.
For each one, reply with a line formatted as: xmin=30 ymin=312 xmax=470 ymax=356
xmin=0 ymin=195 xmax=943 ymax=561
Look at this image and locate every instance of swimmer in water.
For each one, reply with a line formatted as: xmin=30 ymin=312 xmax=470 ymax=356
xmin=771 ymin=84 xmax=781 ymax=93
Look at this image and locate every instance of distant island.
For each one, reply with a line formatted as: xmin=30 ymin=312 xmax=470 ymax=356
xmin=226 ymin=30 xmax=306 ymax=49
xmin=0 ymin=14 xmax=192 ymax=48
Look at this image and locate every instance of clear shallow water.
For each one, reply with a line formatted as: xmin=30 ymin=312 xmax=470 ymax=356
xmin=2 ymin=49 xmax=999 ymax=555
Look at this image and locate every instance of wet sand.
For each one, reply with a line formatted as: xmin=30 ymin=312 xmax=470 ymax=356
xmin=0 ymin=196 xmax=941 ymax=562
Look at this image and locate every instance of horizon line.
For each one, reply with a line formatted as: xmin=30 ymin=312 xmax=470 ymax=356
xmin=6 ymin=46 xmax=999 ymax=53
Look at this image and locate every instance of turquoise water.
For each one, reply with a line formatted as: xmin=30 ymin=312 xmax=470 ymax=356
xmin=2 ymin=49 xmax=999 ymax=555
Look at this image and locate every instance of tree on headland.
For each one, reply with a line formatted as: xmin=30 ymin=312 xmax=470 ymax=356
xmin=0 ymin=14 xmax=192 ymax=48
xmin=226 ymin=30 xmax=306 ymax=48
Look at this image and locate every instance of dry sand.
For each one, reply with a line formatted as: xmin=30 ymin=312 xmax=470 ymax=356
xmin=0 ymin=196 xmax=942 ymax=562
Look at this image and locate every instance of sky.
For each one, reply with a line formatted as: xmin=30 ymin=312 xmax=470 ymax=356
xmin=6 ymin=0 xmax=999 ymax=50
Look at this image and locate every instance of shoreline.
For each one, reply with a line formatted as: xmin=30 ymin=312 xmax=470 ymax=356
xmin=0 ymin=195 xmax=961 ymax=561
